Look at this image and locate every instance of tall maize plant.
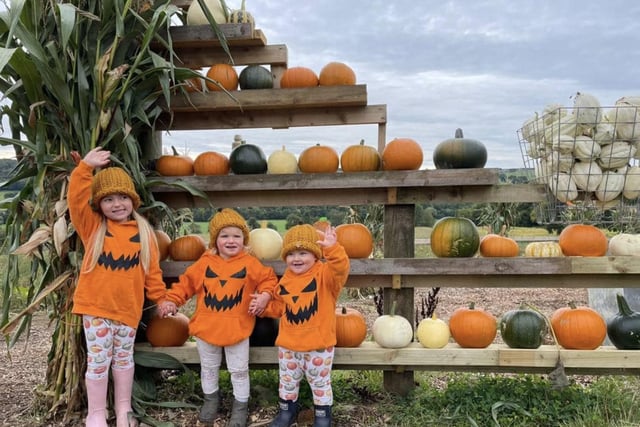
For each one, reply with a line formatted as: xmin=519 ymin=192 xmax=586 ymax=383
xmin=0 ymin=0 xmax=222 ymax=422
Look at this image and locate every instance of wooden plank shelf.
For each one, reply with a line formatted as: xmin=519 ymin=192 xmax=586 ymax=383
xmin=148 ymin=170 xmax=550 ymax=208
xmin=161 ymin=257 xmax=640 ymax=289
xmin=160 ymin=23 xmax=268 ymax=48
xmin=171 ymin=43 xmax=288 ymax=69
xmin=135 ymin=342 xmax=640 ymax=375
xmin=158 ymin=104 xmax=386 ymax=131
xmin=164 ymin=85 xmax=368 ymax=112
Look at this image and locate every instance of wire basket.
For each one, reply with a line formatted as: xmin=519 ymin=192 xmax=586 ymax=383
xmin=517 ymin=103 xmax=640 ymax=228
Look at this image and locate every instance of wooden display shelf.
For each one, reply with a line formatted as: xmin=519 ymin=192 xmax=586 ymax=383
xmin=135 ymin=342 xmax=640 ymax=375
xmin=161 ymin=257 xmax=640 ymax=289
xmin=170 ymin=43 xmax=287 ymax=70
xmin=158 ymin=23 xmax=267 ymax=48
xmin=165 ymin=85 xmax=368 ymax=112
xmin=149 ymin=169 xmax=549 ymax=208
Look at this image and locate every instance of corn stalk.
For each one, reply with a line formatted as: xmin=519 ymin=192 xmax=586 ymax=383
xmin=0 ymin=0 xmax=223 ymax=422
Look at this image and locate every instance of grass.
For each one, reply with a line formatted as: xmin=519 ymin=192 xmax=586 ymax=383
xmin=150 ymin=368 xmax=640 ymax=426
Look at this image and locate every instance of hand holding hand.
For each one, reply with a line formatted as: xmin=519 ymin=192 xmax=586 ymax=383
xmin=158 ymin=301 xmax=178 ymax=318
xmin=248 ymin=292 xmax=271 ymax=316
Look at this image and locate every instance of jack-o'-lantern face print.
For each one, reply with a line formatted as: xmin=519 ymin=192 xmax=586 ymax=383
xmin=279 ymin=278 xmax=318 ymax=324
xmin=97 ymin=230 xmax=140 ymax=270
xmin=203 ymin=266 xmax=246 ymax=311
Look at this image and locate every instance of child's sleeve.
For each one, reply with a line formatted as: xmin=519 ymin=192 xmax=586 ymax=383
xmin=164 ymin=260 xmax=204 ymax=307
xmin=321 ymin=243 xmax=351 ymax=297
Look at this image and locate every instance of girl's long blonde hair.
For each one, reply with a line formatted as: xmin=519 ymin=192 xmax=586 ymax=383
xmin=82 ymin=211 xmax=157 ymax=274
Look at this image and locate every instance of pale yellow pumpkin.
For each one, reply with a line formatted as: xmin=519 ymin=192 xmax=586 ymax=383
xmin=187 ymin=0 xmax=227 ymax=25
xmin=416 ymin=314 xmax=450 ymax=349
xmin=524 ymin=241 xmax=563 ymax=257
xmin=249 ymin=221 xmax=283 ymax=260
xmin=267 ymin=146 xmax=298 ymax=174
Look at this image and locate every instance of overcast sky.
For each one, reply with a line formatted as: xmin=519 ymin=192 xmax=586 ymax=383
xmin=3 ymin=1 xmax=640 ymax=169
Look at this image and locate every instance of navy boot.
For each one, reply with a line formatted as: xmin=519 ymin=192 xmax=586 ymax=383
xmin=269 ymin=398 xmax=299 ymax=427
xmin=312 ymin=405 xmax=332 ymax=427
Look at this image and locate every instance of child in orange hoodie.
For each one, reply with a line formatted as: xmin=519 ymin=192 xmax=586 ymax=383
xmin=159 ymin=208 xmax=278 ymax=427
xmin=68 ymin=147 xmax=169 ymax=427
xmin=265 ymin=224 xmax=350 ymax=427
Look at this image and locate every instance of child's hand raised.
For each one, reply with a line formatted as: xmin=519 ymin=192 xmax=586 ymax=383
xmin=83 ymin=147 xmax=111 ymax=168
xmin=318 ymin=226 xmax=337 ymax=248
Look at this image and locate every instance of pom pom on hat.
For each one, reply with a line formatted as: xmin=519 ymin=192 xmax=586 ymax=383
xmin=91 ymin=167 xmax=141 ymax=209
xmin=208 ymin=208 xmax=250 ymax=246
xmin=281 ymin=224 xmax=322 ymax=260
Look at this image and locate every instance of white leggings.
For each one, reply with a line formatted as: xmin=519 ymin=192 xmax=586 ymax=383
xmin=196 ymin=337 xmax=250 ymax=402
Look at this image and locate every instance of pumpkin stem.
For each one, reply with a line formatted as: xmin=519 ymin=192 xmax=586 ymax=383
xmin=568 ymin=301 xmax=577 ymax=309
xmin=615 ymin=293 xmax=635 ymax=316
xmin=455 ymin=128 xmax=464 ymax=138
xmin=170 ymin=145 xmax=179 ymax=156
xmin=468 ymin=301 xmax=475 ymax=310
xmin=341 ymin=306 xmax=348 ymax=315
xmin=359 ymin=139 xmax=365 ymax=145
xmin=389 ymin=300 xmax=398 ymax=316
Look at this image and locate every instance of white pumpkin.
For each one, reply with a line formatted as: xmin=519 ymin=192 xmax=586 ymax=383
xmin=267 ymin=146 xmax=298 ymax=174
xmin=623 ymin=166 xmax=640 ymax=200
xmin=548 ymin=172 xmax=578 ymax=203
xmin=571 ymin=161 xmax=602 ymax=192
xmin=572 ymin=136 xmax=601 ymax=161
xmin=372 ymin=302 xmax=413 ymax=349
xmin=416 ymin=314 xmax=450 ymax=349
xmin=249 ymin=221 xmax=283 ymax=260
xmin=187 ymin=0 xmax=227 ymax=26
xmin=595 ymin=170 xmax=625 ymax=202
xmin=608 ymin=233 xmax=640 ymax=256
xmin=597 ymin=141 xmax=636 ymax=170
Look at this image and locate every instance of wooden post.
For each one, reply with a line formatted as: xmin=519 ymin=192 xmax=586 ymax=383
xmin=382 ymin=203 xmax=415 ymax=395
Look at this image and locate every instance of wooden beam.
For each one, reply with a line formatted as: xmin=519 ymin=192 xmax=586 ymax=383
xmin=134 ymin=342 xmax=640 ymax=375
xmin=172 ymin=44 xmax=288 ymax=69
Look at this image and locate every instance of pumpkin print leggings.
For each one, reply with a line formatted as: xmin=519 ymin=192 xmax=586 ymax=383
xmin=82 ymin=315 xmax=136 ymax=380
xmin=277 ymin=346 xmax=334 ymax=406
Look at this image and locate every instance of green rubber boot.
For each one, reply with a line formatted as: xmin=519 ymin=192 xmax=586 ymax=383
xmin=199 ymin=390 xmax=220 ymax=424
xmin=226 ymin=399 xmax=249 ymax=427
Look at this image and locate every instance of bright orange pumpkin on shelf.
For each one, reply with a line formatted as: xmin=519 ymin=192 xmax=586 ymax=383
xmin=479 ymin=232 xmax=520 ymax=257
xmin=449 ymin=302 xmax=497 ymax=348
xmin=319 ymin=61 xmax=356 ymax=86
xmin=155 ymin=146 xmax=194 ymax=176
xmin=298 ymin=144 xmax=339 ymax=173
xmin=335 ymin=223 xmax=374 ymax=258
xmin=558 ymin=224 xmax=608 ymax=256
xmin=169 ymin=234 xmax=207 ymax=261
xmin=206 ymin=64 xmax=238 ymax=91
xmin=279 ymin=66 xmax=319 ymax=88
xmin=193 ymin=151 xmax=230 ymax=176
xmin=550 ymin=303 xmax=607 ymax=350
xmin=146 ymin=312 xmax=190 ymax=347
xmin=340 ymin=139 xmax=381 ymax=172
xmin=154 ymin=230 xmax=172 ymax=262
xmin=313 ymin=218 xmax=332 ymax=233
xmin=335 ymin=306 xmax=368 ymax=347
xmin=381 ymin=138 xmax=423 ymax=170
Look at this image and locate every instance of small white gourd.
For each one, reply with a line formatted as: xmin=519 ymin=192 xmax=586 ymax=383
xmin=573 ymin=91 xmax=602 ymax=127
xmin=571 ymin=161 xmax=602 ymax=192
xmin=372 ymin=301 xmax=413 ymax=349
xmin=598 ymin=141 xmax=636 ymax=170
xmin=572 ymin=135 xmax=601 ymax=161
xmin=548 ymin=172 xmax=578 ymax=203
xmin=612 ymin=97 xmax=640 ymax=142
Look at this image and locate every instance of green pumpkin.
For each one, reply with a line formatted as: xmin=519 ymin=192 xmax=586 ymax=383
xmin=433 ymin=128 xmax=488 ymax=169
xmin=500 ymin=305 xmax=547 ymax=349
xmin=229 ymin=142 xmax=268 ymax=174
xmin=430 ymin=217 xmax=479 ymax=257
xmin=239 ymin=65 xmax=274 ymax=90
xmin=607 ymin=293 xmax=640 ymax=349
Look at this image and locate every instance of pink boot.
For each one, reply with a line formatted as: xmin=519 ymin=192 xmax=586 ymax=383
xmin=85 ymin=376 xmax=109 ymax=427
xmin=112 ymin=367 xmax=138 ymax=427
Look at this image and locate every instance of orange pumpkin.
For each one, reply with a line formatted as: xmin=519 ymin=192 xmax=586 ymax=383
xmin=206 ymin=64 xmax=238 ymax=91
xmin=169 ymin=234 xmax=207 ymax=261
xmin=340 ymin=139 xmax=381 ymax=172
xmin=155 ymin=146 xmax=194 ymax=176
xmin=381 ymin=138 xmax=423 ymax=170
xmin=193 ymin=151 xmax=230 ymax=176
xmin=558 ymin=224 xmax=608 ymax=256
xmin=298 ymin=144 xmax=339 ymax=173
xmin=279 ymin=66 xmax=319 ymax=88
xmin=146 ymin=312 xmax=190 ymax=347
xmin=154 ymin=229 xmax=171 ymax=261
xmin=313 ymin=218 xmax=331 ymax=233
xmin=335 ymin=306 xmax=367 ymax=347
xmin=449 ymin=302 xmax=497 ymax=348
xmin=335 ymin=223 xmax=374 ymax=258
xmin=184 ymin=73 xmax=204 ymax=93
xmin=550 ymin=303 xmax=607 ymax=350
xmin=319 ymin=61 xmax=356 ymax=86
xmin=479 ymin=233 xmax=520 ymax=257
